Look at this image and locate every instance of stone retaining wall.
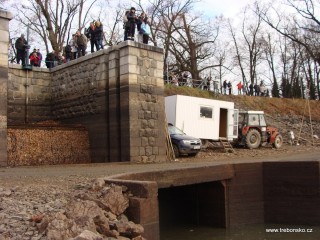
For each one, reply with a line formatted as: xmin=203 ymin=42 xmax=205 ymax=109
xmin=0 ymin=10 xmax=12 ymax=166
xmin=8 ymin=65 xmax=51 ymax=124
xmin=6 ymin=41 xmax=167 ymax=164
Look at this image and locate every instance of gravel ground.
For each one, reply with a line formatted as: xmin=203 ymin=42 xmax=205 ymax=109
xmin=0 ymin=144 xmax=320 ymax=240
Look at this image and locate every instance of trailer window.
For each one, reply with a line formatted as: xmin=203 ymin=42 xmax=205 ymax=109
xmin=200 ymin=106 xmax=213 ymax=119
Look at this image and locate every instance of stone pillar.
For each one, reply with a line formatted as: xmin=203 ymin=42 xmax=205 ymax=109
xmin=108 ymin=49 xmax=121 ymax=162
xmin=0 ymin=10 xmax=12 ymax=166
xmin=118 ymin=41 xmax=167 ymax=163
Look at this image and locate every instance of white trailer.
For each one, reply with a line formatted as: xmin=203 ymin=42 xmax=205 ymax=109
xmin=165 ymin=95 xmax=238 ymax=145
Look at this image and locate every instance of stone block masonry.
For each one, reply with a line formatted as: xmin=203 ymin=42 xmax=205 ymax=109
xmin=6 ymin=41 xmax=167 ymax=164
xmin=48 ymin=42 xmax=167 ymax=163
xmin=8 ymin=65 xmax=51 ymax=124
xmin=0 ymin=10 xmax=12 ymax=166
xmin=118 ymin=42 xmax=167 ymax=163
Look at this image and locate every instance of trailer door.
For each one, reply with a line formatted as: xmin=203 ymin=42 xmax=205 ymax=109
xmin=227 ymin=109 xmax=239 ymax=140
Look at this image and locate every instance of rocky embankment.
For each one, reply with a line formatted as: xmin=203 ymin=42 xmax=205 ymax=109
xmin=0 ymin=179 xmax=145 ymax=240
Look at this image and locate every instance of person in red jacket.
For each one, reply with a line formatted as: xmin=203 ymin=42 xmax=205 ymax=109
xmin=29 ymin=52 xmax=40 ymax=67
xmin=237 ymin=81 xmax=243 ymax=95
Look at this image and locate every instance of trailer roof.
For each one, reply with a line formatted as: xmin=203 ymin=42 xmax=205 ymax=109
xmin=239 ymin=110 xmax=265 ymax=114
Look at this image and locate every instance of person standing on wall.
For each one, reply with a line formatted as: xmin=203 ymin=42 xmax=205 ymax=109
xmin=136 ymin=12 xmax=146 ymax=43
xmin=45 ymin=50 xmax=57 ymax=69
xmin=36 ymin=49 xmax=42 ymax=67
xmin=126 ymin=7 xmax=137 ymax=40
xmin=86 ymin=22 xmax=96 ymax=53
xmin=69 ymin=34 xmax=77 ymax=60
xmin=123 ymin=10 xmax=130 ymax=41
xmin=140 ymin=17 xmax=151 ymax=44
xmin=94 ymin=21 xmax=104 ymax=50
xmin=15 ymin=34 xmax=28 ymax=65
xmin=76 ymin=30 xmax=88 ymax=57
xmin=29 ymin=51 xmax=40 ymax=67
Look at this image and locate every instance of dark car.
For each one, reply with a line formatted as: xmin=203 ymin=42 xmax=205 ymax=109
xmin=168 ymin=124 xmax=201 ymax=157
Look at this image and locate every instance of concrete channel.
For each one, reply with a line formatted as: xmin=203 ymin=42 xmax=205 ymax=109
xmin=105 ymin=160 xmax=320 ymax=240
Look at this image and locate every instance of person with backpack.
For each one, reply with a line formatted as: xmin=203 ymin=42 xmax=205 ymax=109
xmin=76 ymin=30 xmax=88 ymax=57
xmin=140 ymin=17 xmax=151 ymax=44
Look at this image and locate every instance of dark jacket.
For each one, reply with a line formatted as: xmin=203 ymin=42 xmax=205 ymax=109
xmin=87 ymin=26 xmax=95 ymax=40
xmin=94 ymin=25 xmax=104 ymax=40
xmin=126 ymin=12 xmax=137 ymax=23
xmin=136 ymin=16 xmax=144 ymax=31
xmin=15 ymin=37 xmax=28 ymax=51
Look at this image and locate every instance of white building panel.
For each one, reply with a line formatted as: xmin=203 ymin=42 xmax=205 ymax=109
xmin=165 ymin=95 xmax=235 ymax=141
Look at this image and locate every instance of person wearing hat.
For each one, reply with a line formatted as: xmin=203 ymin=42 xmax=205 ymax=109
xmin=15 ymin=34 xmax=28 ymax=65
xmin=126 ymin=7 xmax=137 ymax=40
xmin=29 ymin=48 xmax=37 ymax=58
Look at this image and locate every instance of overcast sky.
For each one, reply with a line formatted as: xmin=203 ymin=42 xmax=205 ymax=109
xmin=195 ymin=0 xmax=254 ymax=18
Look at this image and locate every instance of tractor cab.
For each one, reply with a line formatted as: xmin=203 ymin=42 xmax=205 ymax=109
xmin=239 ymin=111 xmax=267 ymax=128
xmin=237 ymin=111 xmax=283 ymax=149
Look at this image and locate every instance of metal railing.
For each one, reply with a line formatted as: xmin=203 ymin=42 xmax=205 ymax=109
xmin=165 ymin=77 xmax=221 ymax=93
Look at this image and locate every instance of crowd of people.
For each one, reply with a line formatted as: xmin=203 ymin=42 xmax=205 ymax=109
xmin=223 ymin=80 xmax=270 ymax=96
xmin=123 ymin=7 xmax=151 ymax=44
xmin=14 ymin=7 xmax=152 ymax=69
xmin=166 ymin=73 xmax=270 ymax=97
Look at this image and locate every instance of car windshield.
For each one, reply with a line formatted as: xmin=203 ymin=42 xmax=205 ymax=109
xmin=168 ymin=125 xmax=185 ymax=135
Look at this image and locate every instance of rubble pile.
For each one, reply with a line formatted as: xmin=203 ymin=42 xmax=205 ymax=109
xmin=0 ymin=179 xmax=145 ymax=240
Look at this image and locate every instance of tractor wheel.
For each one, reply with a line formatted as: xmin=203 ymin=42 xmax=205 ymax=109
xmin=173 ymin=144 xmax=180 ymax=158
xmin=245 ymin=129 xmax=261 ymax=149
xmin=273 ymin=134 xmax=283 ymax=149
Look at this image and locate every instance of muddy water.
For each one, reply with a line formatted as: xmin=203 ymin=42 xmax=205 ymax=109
xmin=161 ymin=224 xmax=320 ymax=240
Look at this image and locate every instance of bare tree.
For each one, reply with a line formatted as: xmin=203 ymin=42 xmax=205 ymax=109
xmin=255 ymin=0 xmax=320 ymax=65
xmin=228 ymin=19 xmax=248 ymax=86
xmin=264 ymin=33 xmax=280 ymax=97
xmin=10 ymin=0 xmax=99 ymax=53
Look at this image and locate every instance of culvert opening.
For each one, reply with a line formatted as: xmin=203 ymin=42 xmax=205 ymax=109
xmin=159 ymin=181 xmax=226 ymax=234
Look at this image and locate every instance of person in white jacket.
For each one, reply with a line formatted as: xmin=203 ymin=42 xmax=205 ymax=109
xmin=140 ymin=17 xmax=151 ymax=44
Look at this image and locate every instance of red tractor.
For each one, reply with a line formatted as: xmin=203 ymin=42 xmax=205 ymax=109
xmin=237 ymin=111 xmax=283 ymax=149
